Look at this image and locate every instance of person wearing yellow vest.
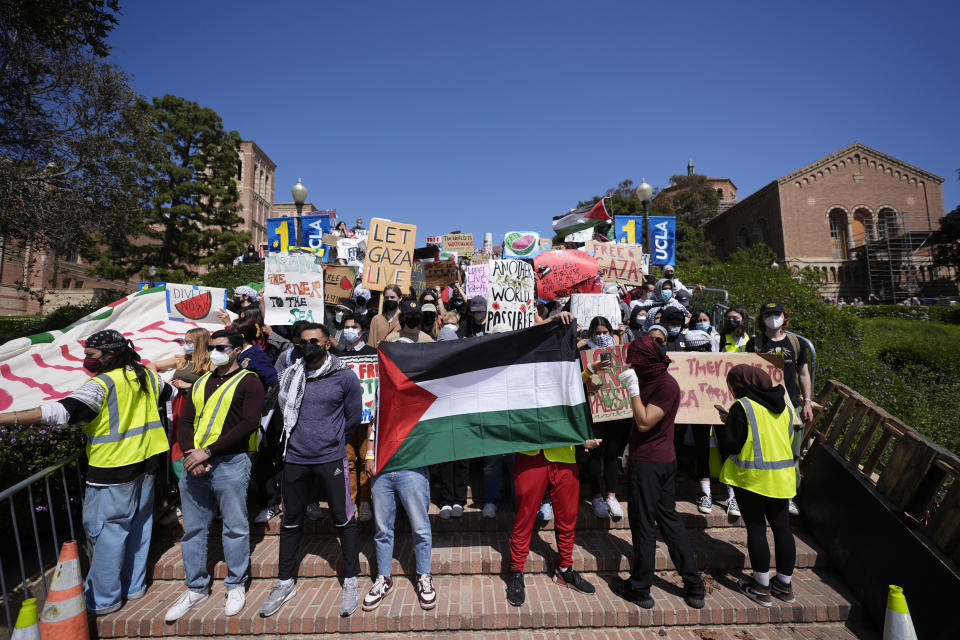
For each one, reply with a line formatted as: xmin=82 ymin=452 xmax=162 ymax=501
xmin=717 ymin=306 xmax=751 ymax=353
xmin=164 ymin=329 xmax=265 ymax=623
xmin=0 ymin=329 xmax=172 ymax=615
xmin=716 ymin=364 xmax=797 ymax=608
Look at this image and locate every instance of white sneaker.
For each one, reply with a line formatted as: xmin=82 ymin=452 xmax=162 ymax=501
xmin=592 ymin=496 xmax=609 ymax=518
xmin=306 ymin=503 xmax=325 ymax=520
xmin=439 ymin=505 xmax=452 ymax=519
xmin=698 ymin=494 xmax=713 ymax=514
xmin=451 ymin=504 xmax=464 ymax=518
xmin=358 ymin=501 xmax=373 ymax=522
xmin=164 ymin=590 xmax=208 ymax=622
xmin=481 ymin=503 xmax=497 ymax=519
xmin=727 ymin=496 xmax=741 ymax=518
xmin=254 ymin=506 xmax=279 ymax=524
xmin=788 ymin=499 xmax=800 ymax=516
xmin=224 ymin=587 xmax=245 ymax=616
xmin=606 ymin=496 xmax=623 ymax=518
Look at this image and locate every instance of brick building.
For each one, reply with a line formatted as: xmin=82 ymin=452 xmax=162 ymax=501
xmin=237 ymin=141 xmax=276 ymax=248
xmin=658 ymin=159 xmax=739 ymax=213
xmin=703 ymin=143 xmax=950 ymax=300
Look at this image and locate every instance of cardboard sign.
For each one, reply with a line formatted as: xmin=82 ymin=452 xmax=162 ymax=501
xmin=487 ymin=259 xmax=536 ymax=332
xmin=165 ymin=284 xmax=227 ymax=323
xmin=503 ymin=231 xmax=542 ymax=259
xmin=649 ymin=216 xmax=676 ymax=266
xmin=362 ymin=218 xmax=416 ymax=292
xmin=322 ymin=233 xmax=342 ymax=247
xmin=301 ymin=213 xmax=332 ymax=252
xmin=426 ymin=235 xmax=441 ymax=246
xmin=264 ymin=252 xmax=325 ymax=325
xmin=324 ymin=266 xmax=357 ymax=304
xmin=533 ymin=250 xmax=600 ymax=300
xmin=614 ymin=216 xmax=644 ymax=245
xmin=570 ymin=293 xmax=621 ymax=330
xmin=341 ymin=353 xmax=379 ymax=424
xmin=267 ymin=216 xmax=296 ymax=252
xmin=471 ymin=253 xmax=490 ymax=265
xmin=465 ymin=264 xmax=490 ymax=300
xmin=443 ymin=233 xmax=474 ymax=257
xmin=668 ymin=353 xmax=793 ymax=424
xmin=580 ymin=345 xmax=632 ymax=422
xmin=409 ymin=262 xmax=426 ymax=297
xmin=585 ymin=241 xmax=646 ymax=286
xmin=423 ymin=261 xmax=459 ymax=288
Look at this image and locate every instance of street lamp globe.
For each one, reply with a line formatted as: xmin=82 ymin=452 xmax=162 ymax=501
xmin=635 ymin=178 xmax=653 ymax=203
xmin=291 ymin=178 xmax=308 ymax=215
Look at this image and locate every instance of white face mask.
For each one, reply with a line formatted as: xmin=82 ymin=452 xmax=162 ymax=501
xmin=209 ymin=349 xmax=231 ymax=366
xmin=444 ymin=323 xmax=458 ymax=331
xmin=183 ymin=343 xmax=194 ymax=355
xmin=764 ymin=314 xmax=784 ymax=330
xmin=342 ymin=327 xmax=360 ymax=344
xmin=335 ymin=311 xmax=344 ymax=323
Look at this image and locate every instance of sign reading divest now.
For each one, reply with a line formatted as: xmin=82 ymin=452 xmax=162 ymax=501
xmin=166 ymin=284 xmax=227 ymax=323
xmin=264 ymin=252 xmax=325 ymax=325
xmin=362 ymin=218 xmax=416 ymax=292
xmin=487 ymin=259 xmax=536 ymax=332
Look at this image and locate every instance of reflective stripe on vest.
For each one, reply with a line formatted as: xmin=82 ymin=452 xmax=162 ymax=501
xmin=728 ymin=399 xmax=795 ymax=470
xmin=721 ymin=333 xmax=746 ymax=353
xmin=718 ymin=397 xmax=796 ymax=499
xmin=87 ymin=370 xmax=163 ymax=444
xmin=191 ymin=369 xmax=256 ymax=450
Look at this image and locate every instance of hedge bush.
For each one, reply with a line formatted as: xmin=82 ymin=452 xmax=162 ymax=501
xmin=844 ymin=304 xmax=960 ymax=324
xmin=0 ymin=301 xmax=103 ymax=344
xmin=196 ymin=263 xmax=264 ymax=291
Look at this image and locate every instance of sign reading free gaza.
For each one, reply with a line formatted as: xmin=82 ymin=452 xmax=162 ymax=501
xmin=361 ymin=218 xmax=417 ymax=292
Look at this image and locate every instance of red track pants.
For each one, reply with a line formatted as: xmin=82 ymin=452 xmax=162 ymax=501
xmin=509 ymin=451 xmax=579 ymax=572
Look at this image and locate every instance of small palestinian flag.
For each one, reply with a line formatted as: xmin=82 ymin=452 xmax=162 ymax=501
xmin=375 ymin=322 xmax=591 ymax=473
xmin=552 ymin=197 xmax=611 ymax=236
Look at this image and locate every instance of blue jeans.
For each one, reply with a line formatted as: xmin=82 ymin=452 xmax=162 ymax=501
xmin=483 ymin=454 xmax=515 ymax=505
xmin=179 ymin=453 xmax=252 ymax=592
xmin=371 ymin=468 xmax=431 ymax=576
xmin=82 ymin=472 xmax=155 ymax=612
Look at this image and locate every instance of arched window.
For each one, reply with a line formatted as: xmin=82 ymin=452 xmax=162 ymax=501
xmin=237 ymin=160 xmax=243 ymax=181
xmin=877 ymin=209 xmax=899 ymax=238
xmin=828 ymin=209 xmax=849 ymax=259
xmin=852 ymin=209 xmax=873 ymax=245
xmin=755 ymin=218 xmax=767 ymax=245
xmin=737 ymin=227 xmax=750 ymax=249
xmin=829 ymin=266 xmax=837 ymax=282
xmin=716 ymin=188 xmax=724 ymax=200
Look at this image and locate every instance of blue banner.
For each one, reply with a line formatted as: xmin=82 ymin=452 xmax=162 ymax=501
xmin=267 ymin=216 xmax=297 ymax=252
xmin=648 ymin=216 xmax=676 ymax=266
xmin=300 ymin=213 xmax=332 ymax=255
xmin=614 ymin=216 xmax=644 ymax=245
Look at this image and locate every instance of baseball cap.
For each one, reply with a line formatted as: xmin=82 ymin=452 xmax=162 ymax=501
xmin=421 ymin=303 xmax=438 ymax=314
xmin=401 ymin=299 xmax=420 ymax=314
xmin=469 ymin=296 xmax=487 ymax=311
xmin=760 ymin=300 xmax=785 ymax=315
xmin=661 ymin=307 xmax=685 ymax=324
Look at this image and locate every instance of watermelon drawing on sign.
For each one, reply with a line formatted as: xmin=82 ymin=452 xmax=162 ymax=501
xmin=174 ymin=291 xmax=212 ymax=320
xmin=505 ymin=232 xmax=538 ymax=256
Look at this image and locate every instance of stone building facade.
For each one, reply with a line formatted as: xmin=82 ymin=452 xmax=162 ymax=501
xmin=703 ymin=143 xmax=950 ymax=300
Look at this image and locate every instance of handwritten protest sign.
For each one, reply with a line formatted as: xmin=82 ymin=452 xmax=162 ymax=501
xmin=165 ymin=284 xmax=227 ymax=323
xmin=503 ymin=231 xmax=542 ymax=258
xmin=668 ymin=353 xmax=792 ymax=424
xmin=570 ymin=293 xmax=621 ymax=330
xmin=324 ymin=266 xmax=356 ymax=304
xmin=362 ymin=218 xmax=416 ymax=292
xmin=465 ymin=264 xmax=490 ymax=300
xmin=340 ymin=353 xmax=379 ymax=423
xmin=487 ymin=259 xmax=535 ymax=332
xmin=322 ymin=233 xmax=341 ymax=247
xmin=267 ymin=217 xmax=296 ymax=252
xmin=533 ymin=250 xmax=600 ymax=300
xmin=585 ymin=241 xmax=646 ymax=286
xmin=580 ymin=345 xmax=632 ymax=422
xmin=424 ymin=261 xmax=459 ymax=288
xmin=264 ymin=252 xmax=325 ymax=325
xmin=409 ymin=262 xmax=426 ymax=297
xmin=443 ymin=233 xmax=474 ymax=257
xmin=337 ymin=237 xmax=365 ymax=264
xmin=471 ymin=253 xmax=490 ymax=265
xmin=426 ymin=235 xmax=441 ymax=246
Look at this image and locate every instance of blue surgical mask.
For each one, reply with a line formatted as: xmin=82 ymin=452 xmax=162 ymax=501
xmin=667 ymin=326 xmax=681 ymax=337
xmin=183 ymin=343 xmax=194 ymax=354
xmin=342 ymin=327 xmax=360 ymax=344
xmin=661 ymin=290 xmax=673 ymax=301
xmin=695 ymin=322 xmax=710 ymax=332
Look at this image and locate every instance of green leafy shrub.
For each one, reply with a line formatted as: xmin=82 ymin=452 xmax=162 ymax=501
xmin=0 ymin=302 xmax=103 ymax=344
xmin=0 ymin=424 xmax=84 ymax=489
xmin=196 ymin=263 xmax=264 ymax=291
xmin=845 ymin=304 xmax=960 ymax=324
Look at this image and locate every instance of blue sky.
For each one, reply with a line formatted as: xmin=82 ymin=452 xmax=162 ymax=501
xmin=108 ymin=1 xmax=959 ymax=243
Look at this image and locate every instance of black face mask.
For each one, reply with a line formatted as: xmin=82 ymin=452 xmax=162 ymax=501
xmin=402 ymin=313 xmax=422 ymax=329
xmin=422 ymin=312 xmax=437 ymax=326
xmin=297 ymin=342 xmax=327 ymax=365
xmin=383 ymin=299 xmax=399 ymax=312
xmin=725 ymin=318 xmax=741 ymax=332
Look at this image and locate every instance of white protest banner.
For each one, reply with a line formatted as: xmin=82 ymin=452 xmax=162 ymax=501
xmin=340 ymin=353 xmax=379 ymax=424
xmin=465 ymin=264 xmax=490 ymax=300
xmin=487 ymin=259 xmax=535 ymax=332
xmin=165 ymin=284 xmax=227 ymax=324
xmin=264 ymin=252 xmax=325 ymax=325
xmin=362 ymin=217 xmax=416 ymax=292
xmin=585 ymin=241 xmax=646 ymax=286
xmin=443 ymin=233 xmax=474 ymax=257
xmin=570 ymin=293 xmax=621 ymax=330
xmin=337 ymin=237 xmax=366 ymax=264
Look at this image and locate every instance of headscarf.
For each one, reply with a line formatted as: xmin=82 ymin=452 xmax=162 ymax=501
xmin=626 ymin=335 xmax=671 ymax=386
xmin=726 ymin=364 xmax=774 ymax=399
xmin=234 ymin=285 xmax=259 ymax=302
xmin=85 ymin=329 xmax=131 ymax=352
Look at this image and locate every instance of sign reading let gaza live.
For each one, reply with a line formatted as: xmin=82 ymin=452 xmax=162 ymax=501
xmin=361 ymin=218 xmax=417 ymax=292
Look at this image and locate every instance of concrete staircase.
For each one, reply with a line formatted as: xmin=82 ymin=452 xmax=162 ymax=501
xmin=96 ymin=479 xmax=876 ymax=639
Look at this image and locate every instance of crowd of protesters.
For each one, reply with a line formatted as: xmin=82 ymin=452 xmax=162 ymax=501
xmin=0 ymin=253 xmax=814 ymax=620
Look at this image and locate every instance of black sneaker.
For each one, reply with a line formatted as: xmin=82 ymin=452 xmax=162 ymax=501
xmin=610 ymin=577 xmax=654 ymax=609
xmin=770 ymin=576 xmax=795 ymax=603
xmin=506 ymin=571 xmax=525 ymax=607
xmin=554 ymin=567 xmax=595 ymax=595
xmin=683 ymin=580 xmax=706 ymax=609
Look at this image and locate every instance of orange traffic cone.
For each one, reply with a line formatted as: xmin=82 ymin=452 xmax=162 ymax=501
xmin=882 ymin=585 xmax=918 ymax=640
xmin=38 ymin=540 xmax=89 ymax=640
xmin=11 ymin=597 xmax=40 ymax=639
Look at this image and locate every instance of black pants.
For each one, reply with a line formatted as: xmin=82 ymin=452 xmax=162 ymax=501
xmin=435 ymin=459 xmax=469 ymax=506
xmin=626 ymin=459 xmax=703 ymax=594
xmin=586 ymin=419 xmax=630 ymax=495
xmin=733 ymin=487 xmax=795 ymax=576
xmin=691 ymin=424 xmax=712 ymax=480
xmin=278 ymin=460 xmax=360 ymax=580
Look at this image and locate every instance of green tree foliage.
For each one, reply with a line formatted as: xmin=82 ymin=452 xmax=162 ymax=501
xmin=94 ymin=95 xmax=248 ymax=281
xmin=932 ymin=204 xmax=960 ymax=285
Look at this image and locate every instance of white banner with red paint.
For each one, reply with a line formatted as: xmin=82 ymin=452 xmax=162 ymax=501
xmin=0 ymin=288 xmax=224 ymax=412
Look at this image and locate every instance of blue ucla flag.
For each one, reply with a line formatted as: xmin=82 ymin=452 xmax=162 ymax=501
xmin=300 ymin=213 xmax=331 ymax=254
xmin=267 ymin=217 xmax=297 ymax=252
xmin=614 ymin=216 xmax=644 ymax=245
xmin=648 ymin=216 xmax=676 ymax=266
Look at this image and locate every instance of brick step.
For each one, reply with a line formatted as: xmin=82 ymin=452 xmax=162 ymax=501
xmin=96 ymin=568 xmax=861 ymax=638
xmin=149 ymin=624 xmax=877 ymax=640
xmin=151 ymin=527 xmax=826 ymax=581
xmin=158 ymin=497 xmax=776 ymax=539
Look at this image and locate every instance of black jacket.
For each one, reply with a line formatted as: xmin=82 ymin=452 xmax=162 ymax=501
xmin=716 ymin=384 xmax=788 ymax=461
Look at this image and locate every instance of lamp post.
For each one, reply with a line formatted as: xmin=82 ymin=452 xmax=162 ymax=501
xmin=635 ymin=178 xmax=653 ymax=256
xmin=291 ymin=178 xmax=308 ymax=216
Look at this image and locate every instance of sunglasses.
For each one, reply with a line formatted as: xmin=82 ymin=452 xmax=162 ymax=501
xmin=304 ymin=338 xmax=326 ymax=346
xmin=207 ymin=345 xmax=234 ymax=352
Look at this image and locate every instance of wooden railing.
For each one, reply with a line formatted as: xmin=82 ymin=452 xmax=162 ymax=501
xmin=809 ymin=379 xmax=960 ymax=566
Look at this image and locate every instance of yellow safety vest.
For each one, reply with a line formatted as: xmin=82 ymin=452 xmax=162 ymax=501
xmin=519 ymin=445 xmax=576 ymax=464
xmin=84 ymin=368 xmax=169 ymax=468
xmin=721 ymin=333 xmax=747 ymax=353
xmin=191 ymin=369 xmax=260 ymax=452
xmin=719 ymin=398 xmax=796 ymax=499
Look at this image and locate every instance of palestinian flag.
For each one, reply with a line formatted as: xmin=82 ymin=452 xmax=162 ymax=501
xmin=552 ymin=198 xmax=611 ymax=236
xmin=375 ymin=322 xmax=591 ymax=473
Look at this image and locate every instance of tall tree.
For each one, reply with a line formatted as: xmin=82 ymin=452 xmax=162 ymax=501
xmin=932 ymin=204 xmax=960 ymax=286
xmin=97 ymin=95 xmax=247 ymax=281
